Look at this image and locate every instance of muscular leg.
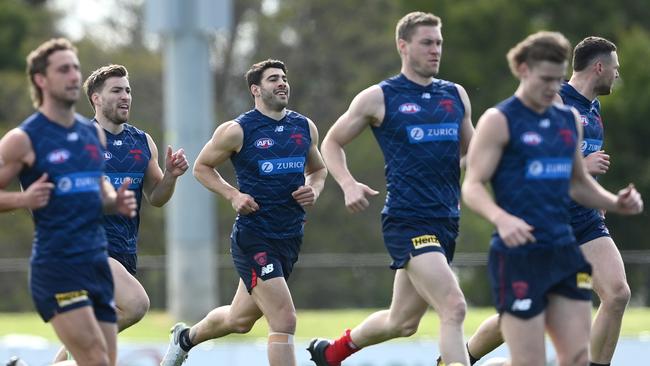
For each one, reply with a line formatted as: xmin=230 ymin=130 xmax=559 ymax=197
xmin=545 ymin=294 xmax=591 ymax=366
xmin=108 ymin=257 xmax=150 ymax=331
xmin=406 ymin=252 xmax=468 ymax=365
xmin=501 ymin=312 xmax=546 ymax=366
xmin=581 ymin=236 xmax=630 ymax=364
xmin=189 ymin=280 xmax=263 ymax=344
xmin=50 ymin=306 xmax=116 ymax=366
xmin=249 ymin=277 xmax=297 ymax=366
xmin=349 ymin=268 xmax=429 ymax=347
xmin=467 ymin=314 xmax=503 ymax=361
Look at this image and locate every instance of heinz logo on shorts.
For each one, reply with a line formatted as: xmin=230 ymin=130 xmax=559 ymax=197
xmin=411 ymin=234 xmax=440 ymax=249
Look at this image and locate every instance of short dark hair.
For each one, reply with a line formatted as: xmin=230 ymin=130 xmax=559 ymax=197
xmin=572 ymin=36 xmax=617 ymax=72
xmin=507 ymin=31 xmax=572 ymax=77
xmin=84 ymin=64 xmax=129 ymax=110
xmin=245 ymin=59 xmax=287 ymax=91
xmin=395 ymin=12 xmax=441 ymax=43
xmin=26 ymin=38 xmax=77 ymax=108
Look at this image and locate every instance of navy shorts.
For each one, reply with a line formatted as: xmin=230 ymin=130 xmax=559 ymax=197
xmin=571 ymin=210 xmax=610 ymax=246
xmin=108 ymin=250 xmax=138 ymax=275
xmin=381 ymin=215 xmax=459 ymax=270
xmin=488 ymin=244 xmax=592 ymax=319
xmin=230 ymin=225 xmax=302 ymax=293
xmin=30 ymin=251 xmax=116 ymax=323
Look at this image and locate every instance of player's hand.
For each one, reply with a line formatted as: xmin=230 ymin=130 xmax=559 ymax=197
xmin=165 ymin=146 xmax=189 ymax=177
xmin=292 ymin=185 xmax=318 ymax=207
xmin=494 ymin=212 xmax=536 ymax=247
xmin=615 ymin=183 xmax=643 ymax=215
xmin=584 ymin=150 xmax=610 ymax=175
xmin=22 ymin=173 xmax=55 ymax=209
xmin=231 ymin=192 xmax=259 ymax=215
xmin=116 ymin=179 xmax=137 ymax=218
xmin=342 ymin=181 xmax=379 ymax=213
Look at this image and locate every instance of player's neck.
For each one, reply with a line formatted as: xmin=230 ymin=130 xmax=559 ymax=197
xmin=95 ymin=115 xmax=125 ymax=135
xmin=568 ymin=74 xmax=597 ymax=101
xmin=515 ymin=89 xmax=548 ymax=115
xmin=256 ymin=105 xmax=286 ymax=121
xmin=400 ymin=68 xmax=434 ymax=86
xmin=38 ymin=99 xmax=76 ymax=127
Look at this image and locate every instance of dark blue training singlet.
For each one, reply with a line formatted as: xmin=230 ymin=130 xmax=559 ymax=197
xmin=101 ymin=122 xmax=151 ymax=254
xmin=491 ymin=96 xmax=578 ymax=250
xmin=19 ymin=112 xmax=106 ymax=263
xmin=231 ymin=109 xmax=311 ymax=239
xmin=373 ymin=74 xmax=465 ymax=218
xmin=560 ymin=82 xmax=605 ymax=221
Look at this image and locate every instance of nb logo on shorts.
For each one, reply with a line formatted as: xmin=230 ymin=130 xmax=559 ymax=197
xmin=55 ymin=290 xmax=89 ymax=307
xmin=511 ymin=298 xmax=532 ymax=311
xmin=577 ymin=272 xmax=593 ymax=290
xmin=261 ymin=263 xmax=274 ymax=276
xmin=411 ymin=235 xmax=440 ymax=249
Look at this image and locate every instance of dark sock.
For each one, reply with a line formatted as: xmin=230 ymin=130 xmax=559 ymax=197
xmin=590 ymin=363 xmax=610 ymax=366
xmin=179 ymin=328 xmax=194 ymax=352
xmin=467 ymin=343 xmax=480 ymax=365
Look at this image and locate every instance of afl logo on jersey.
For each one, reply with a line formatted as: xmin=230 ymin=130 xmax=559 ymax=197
xmin=521 ymin=132 xmax=542 ymax=146
xmin=261 ymin=161 xmax=274 ymax=173
xmin=47 ymin=149 xmax=71 ymax=164
xmin=399 ymin=103 xmax=421 ymax=114
xmin=580 ymin=115 xmax=589 ymax=126
xmin=104 ymin=151 xmax=112 ymax=160
xmin=255 ymin=138 xmax=275 ymax=149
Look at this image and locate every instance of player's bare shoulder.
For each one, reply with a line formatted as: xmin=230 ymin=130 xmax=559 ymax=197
xmin=348 ymin=84 xmax=385 ymax=127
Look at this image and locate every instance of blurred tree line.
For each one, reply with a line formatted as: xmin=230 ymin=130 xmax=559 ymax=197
xmin=0 ymin=0 xmax=648 ymax=311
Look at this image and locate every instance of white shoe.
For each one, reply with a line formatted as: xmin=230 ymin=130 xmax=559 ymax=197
xmin=160 ymin=322 xmax=190 ymax=366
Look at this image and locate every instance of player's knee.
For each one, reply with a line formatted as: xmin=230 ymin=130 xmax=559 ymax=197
xmin=394 ymin=320 xmax=419 ymax=337
xmin=559 ymin=345 xmax=588 ymax=366
xmin=75 ymin=346 xmax=110 ymax=366
xmin=441 ymin=294 xmax=467 ymax=324
xmin=601 ymin=280 xmax=631 ymax=311
xmin=264 ymin=307 xmax=296 ymax=335
xmin=229 ymin=315 xmax=258 ymax=334
xmin=118 ymin=295 xmax=150 ymax=329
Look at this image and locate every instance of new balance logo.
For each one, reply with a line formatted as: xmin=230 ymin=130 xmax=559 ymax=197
xmin=511 ymin=298 xmax=532 ymax=311
xmin=261 ymin=264 xmax=274 ymax=276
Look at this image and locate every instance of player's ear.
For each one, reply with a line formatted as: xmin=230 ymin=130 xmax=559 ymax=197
xmin=250 ymin=84 xmax=260 ymax=97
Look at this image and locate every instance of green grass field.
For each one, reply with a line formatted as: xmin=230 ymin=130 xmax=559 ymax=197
xmin=1 ymin=307 xmax=649 ymax=342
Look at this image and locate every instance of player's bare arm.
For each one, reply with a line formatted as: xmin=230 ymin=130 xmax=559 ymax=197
xmin=292 ymin=119 xmax=327 ymax=207
xmin=456 ymin=83 xmax=474 ymax=165
xmin=0 ymin=128 xmax=52 ymax=211
xmin=568 ymin=110 xmax=643 ymax=214
xmin=143 ymin=133 xmax=189 ymax=207
xmin=321 ymin=85 xmax=384 ymax=213
xmin=194 ymin=120 xmax=258 ymax=214
xmin=462 ymin=108 xmax=536 ymax=247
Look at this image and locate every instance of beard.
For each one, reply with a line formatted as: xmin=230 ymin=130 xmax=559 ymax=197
xmin=50 ymin=88 xmax=79 ymax=108
xmin=102 ymin=104 xmax=128 ymax=124
xmin=594 ymin=80 xmax=613 ymax=96
xmin=260 ymin=89 xmax=289 ymax=111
